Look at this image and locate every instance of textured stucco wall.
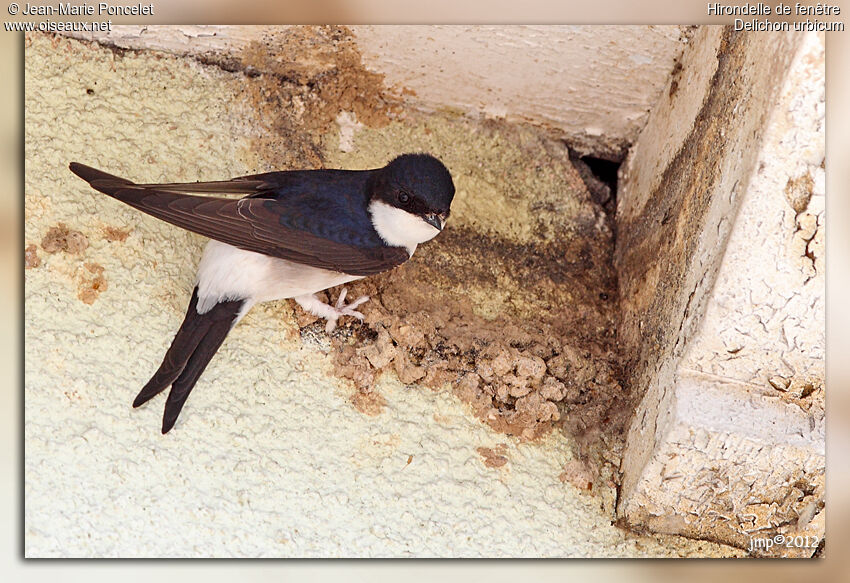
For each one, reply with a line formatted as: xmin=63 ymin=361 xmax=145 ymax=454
xmin=614 ymin=28 xmax=825 ymax=556
xmin=63 ymin=24 xmax=691 ymax=160
xmin=24 ymin=31 xmax=739 ymax=558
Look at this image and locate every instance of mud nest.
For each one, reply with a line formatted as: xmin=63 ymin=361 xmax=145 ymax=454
xmin=242 ymin=27 xmax=630 ymax=477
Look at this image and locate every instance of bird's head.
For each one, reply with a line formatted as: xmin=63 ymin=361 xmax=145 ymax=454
xmin=368 ymin=153 xmax=455 ymax=254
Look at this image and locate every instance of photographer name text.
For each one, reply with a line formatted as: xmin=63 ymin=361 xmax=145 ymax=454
xmin=20 ymin=2 xmax=152 ymax=16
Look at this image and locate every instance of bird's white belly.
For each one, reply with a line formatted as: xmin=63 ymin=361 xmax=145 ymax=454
xmin=195 ymin=240 xmax=362 ymax=313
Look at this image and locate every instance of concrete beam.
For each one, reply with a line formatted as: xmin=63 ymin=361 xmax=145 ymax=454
xmin=61 ymin=24 xmax=691 ymax=160
xmin=615 ymin=27 xmax=825 ymax=556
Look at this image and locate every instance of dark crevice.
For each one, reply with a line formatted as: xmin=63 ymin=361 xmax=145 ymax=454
xmin=568 ymin=148 xmax=621 ymax=216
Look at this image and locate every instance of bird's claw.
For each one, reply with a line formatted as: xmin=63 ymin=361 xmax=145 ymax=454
xmin=325 ymin=288 xmax=370 ymax=333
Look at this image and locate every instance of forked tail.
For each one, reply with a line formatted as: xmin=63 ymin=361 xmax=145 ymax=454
xmin=135 ymin=287 xmax=244 ymax=433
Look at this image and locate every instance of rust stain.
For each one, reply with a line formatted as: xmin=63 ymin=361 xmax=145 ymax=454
xmin=41 ymin=223 xmax=88 ymax=254
xmin=77 ymin=262 xmax=108 ymax=305
xmin=477 ymin=446 xmax=509 ymax=469
xmin=103 ymin=225 xmax=130 ymax=242
xmin=350 ymin=389 xmax=387 ymax=417
xmin=25 ymin=244 xmax=41 ymax=269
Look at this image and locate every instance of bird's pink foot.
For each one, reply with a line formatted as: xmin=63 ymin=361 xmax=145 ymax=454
xmin=324 ymin=288 xmax=370 ymax=332
xmin=294 ymin=288 xmax=370 ymax=333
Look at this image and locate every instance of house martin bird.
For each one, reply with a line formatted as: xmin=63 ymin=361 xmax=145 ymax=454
xmin=69 ymin=154 xmax=455 ymax=433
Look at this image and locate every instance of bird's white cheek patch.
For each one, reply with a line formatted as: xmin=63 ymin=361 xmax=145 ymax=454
xmin=368 ymin=200 xmax=441 ymax=254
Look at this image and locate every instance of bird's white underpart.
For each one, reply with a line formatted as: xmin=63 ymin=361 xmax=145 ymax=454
xmin=195 ymin=240 xmax=362 ymax=319
xmin=368 ymin=199 xmax=441 ymax=255
xmin=192 ymin=201 xmax=440 ymax=330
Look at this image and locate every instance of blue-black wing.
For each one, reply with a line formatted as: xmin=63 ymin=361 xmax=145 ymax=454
xmin=69 ymin=163 xmax=409 ymax=276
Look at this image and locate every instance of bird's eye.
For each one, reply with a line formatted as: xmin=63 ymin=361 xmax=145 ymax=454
xmin=397 ymin=192 xmax=410 ymax=204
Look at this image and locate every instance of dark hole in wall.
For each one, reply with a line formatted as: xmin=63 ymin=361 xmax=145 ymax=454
xmin=569 ymin=151 xmax=620 ymax=215
xmin=582 ymin=156 xmax=620 ymax=199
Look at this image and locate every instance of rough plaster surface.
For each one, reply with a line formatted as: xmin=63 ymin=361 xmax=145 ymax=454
xmin=24 ymin=32 xmax=740 ymax=558
xmin=614 ymin=28 xmax=824 ymax=556
xmin=63 ymin=25 xmax=691 ymax=160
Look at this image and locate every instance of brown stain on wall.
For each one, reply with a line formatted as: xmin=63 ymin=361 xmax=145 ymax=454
xmin=477 ymin=445 xmax=509 ymax=468
xmin=241 ymin=26 xmax=401 ymax=170
xmin=37 ymin=224 xmax=110 ymax=304
xmin=25 ymin=244 xmax=41 ymax=269
xmin=616 ymin=29 xmax=803 ymax=413
xmin=77 ymin=262 xmax=108 ymax=305
xmin=103 ymin=225 xmax=130 ymax=242
xmin=41 ymin=223 xmax=88 ymax=255
xmin=349 ymin=388 xmax=388 ymax=417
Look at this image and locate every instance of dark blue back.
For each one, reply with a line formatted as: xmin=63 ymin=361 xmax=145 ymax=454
xmin=247 ymin=169 xmax=386 ymax=249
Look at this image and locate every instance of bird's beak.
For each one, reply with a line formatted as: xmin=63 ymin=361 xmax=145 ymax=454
xmin=423 ymin=213 xmax=443 ymax=231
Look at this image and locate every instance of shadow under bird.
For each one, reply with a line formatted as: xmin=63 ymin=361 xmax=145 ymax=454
xmin=69 ymin=154 xmax=455 ymax=433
